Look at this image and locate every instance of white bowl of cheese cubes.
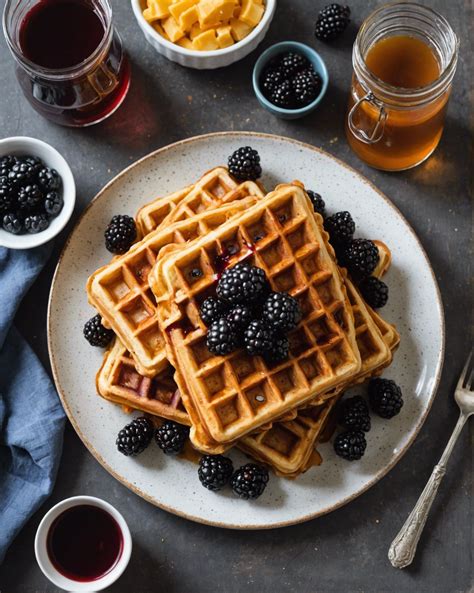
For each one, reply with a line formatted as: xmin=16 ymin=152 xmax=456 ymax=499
xmin=132 ymin=0 xmax=276 ymax=69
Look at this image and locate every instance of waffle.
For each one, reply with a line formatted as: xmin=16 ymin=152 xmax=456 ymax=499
xmin=97 ymin=337 xmax=189 ymax=425
xmin=135 ymin=184 xmax=193 ymax=238
xmin=87 ymin=197 xmax=257 ymax=377
xmin=153 ymin=183 xmax=361 ymax=447
xmin=239 ymin=395 xmax=340 ymax=477
xmin=163 ymin=176 xmax=265 ymax=225
xmin=136 ymin=167 xmax=238 ymax=236
xmin=373 ymin=240 xmax=392 ymax=278
xmin=136 ymin=167 xmax=265 ymax=235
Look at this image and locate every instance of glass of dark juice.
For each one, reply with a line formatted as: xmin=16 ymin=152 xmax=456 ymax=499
xmin=3 ymin=0 xmax=131 ymax=127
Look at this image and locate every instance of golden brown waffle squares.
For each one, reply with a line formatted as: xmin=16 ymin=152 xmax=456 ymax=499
xmin=97 ymin=338 xmax=189 ymax=425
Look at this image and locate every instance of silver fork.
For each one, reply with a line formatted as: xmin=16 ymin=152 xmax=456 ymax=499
xmin=388 ymin=351 xmax=473 ymax=568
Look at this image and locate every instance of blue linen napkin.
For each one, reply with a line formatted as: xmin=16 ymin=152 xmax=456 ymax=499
xmin=0 ymin=245 xmax=66 ymax=563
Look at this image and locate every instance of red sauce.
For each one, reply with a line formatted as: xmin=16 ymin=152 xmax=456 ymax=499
xmin=20 ymin=0 xmax=105 ymax=69
xmin=47 ymin=505 xmax=123 ymax=582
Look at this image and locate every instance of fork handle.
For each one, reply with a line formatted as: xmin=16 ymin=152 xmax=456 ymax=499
xmin=388 ymin=412 xmax=468 ymax=569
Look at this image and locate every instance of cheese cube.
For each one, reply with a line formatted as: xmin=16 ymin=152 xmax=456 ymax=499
xmin=179 ymin=5 xmax=199 ymax=30
xmin=229 ymin=17 xmax=252 ymax=41
xmin=153 ymin=21 xmax=168 ymax=39
xmin=216 ymin=25 xmax=234 ymax=48
xmin=189 ymin=21 xmax=214 ymax=39
xmin=143 ymin=0 xmax=172 ymax=22
xmin=162 ymin=16 xmax=186 ymax=41
xmin=192 ymin=29 xmax=219 ymax=50
xmin=177 ymin=36 xmax=194 ymax=49
xmin=198 ymin=0 xmax=235 ymax=27
xmin=239 ymin=0 xmax=264 ymax=27
xmin=169 ymin=0 xmax=198 ymax=21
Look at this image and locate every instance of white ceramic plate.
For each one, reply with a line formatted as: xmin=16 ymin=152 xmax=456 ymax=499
xmin=48 ymin=132 xmax=444 ymax=529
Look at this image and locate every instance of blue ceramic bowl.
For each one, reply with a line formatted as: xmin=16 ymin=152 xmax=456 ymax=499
xmin=252 ymin=41 xmax=329 ymax=120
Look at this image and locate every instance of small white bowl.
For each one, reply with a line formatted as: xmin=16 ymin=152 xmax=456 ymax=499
xmin=0 ymin=136 xmax=75 ymax=250
xmin=35 ymin=496 xmax=132 ymax=592
xmin=131 ymin=0 xmax=276 ymax=69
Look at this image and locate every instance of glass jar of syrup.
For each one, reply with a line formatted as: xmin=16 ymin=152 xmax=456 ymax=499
xmin=346 ymin=2 xmax=458 ymax=171
xmin=3 ymin=0 xmax=131 ymax=127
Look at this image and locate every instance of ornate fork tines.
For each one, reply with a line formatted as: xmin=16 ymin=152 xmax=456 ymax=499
xmin=457 ymin=350 xmax=472 ymax=390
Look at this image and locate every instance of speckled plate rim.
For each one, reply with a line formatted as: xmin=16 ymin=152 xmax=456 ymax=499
xmin=47 ymin=131 xmax=445 ymax=530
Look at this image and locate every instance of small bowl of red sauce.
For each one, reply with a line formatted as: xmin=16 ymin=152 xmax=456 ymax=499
xmin=35 ymin=496 xmax=132 ymax=591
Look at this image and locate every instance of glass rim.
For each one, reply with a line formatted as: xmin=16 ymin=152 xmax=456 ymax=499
xmin=353 ymin=1 xmax=459 ymax=104
xmin=2 ymin=0 xmax=113 ymax=79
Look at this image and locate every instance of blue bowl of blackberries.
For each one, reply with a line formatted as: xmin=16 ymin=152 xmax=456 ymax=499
xmin=253 ymin=41 xmax=329 ymax=119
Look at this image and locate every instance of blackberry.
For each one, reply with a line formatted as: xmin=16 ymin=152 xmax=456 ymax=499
xmin=334 ymin=430 xmax=367 ymax=461
xmin=226 ymin=305 xmax=254 ymax=332
xmin=17 ymin=184 xmax=43 ymax=212
xmin=262 ymin=292 xmax=301 ymax=333
xmin=0 ymin=176 xmax=15 ymax=214
xmin=263 ymin=333 xmax=289 ymax=364
xmin=217 ymin=262 xmax=268 ymax=305
xmin=8 ymin=161 xmax=36 ymax=185
xmin=292 ymin=69 xmax=322 ymax=106
xmin=198 ymin=454 xmax=234 ymax=491
xmin=23 ymin=156 xmax=43 ymax=179
xmin=315 ymin=4 xmax=351 ymax=42
xmin=206 ymin=318 xmax=239 ymax=355
xmin=44 ymin=191 xmax=64 ymax=217
xmin=307 ymin=190 xmax=326 ymax=216
xmin=155 ymin=420 xmax=188 ymax=455
xmin=324 ymin=211 xmax=355 ymax=245
xmin=338 ymin=395 xmax=371 ymax=432
xmin=342 ymin=238 xmax=379 ymax=280
xmin=261 ymin=66 xmax=286 ymax=96
xmin=24 ymin=213 xmax=49 ymax=233
xmin=359 ymin=277 xmax=388 ymax=309
xmin=2 ymin=212 xmax=23 ymax=234
xmin=231 ymin=463 xmax=269 ymax=499
xmin=83 ymin=313 xmax=114 ymax=347
xmin=104 ymin=214 xmax=137 ymax=254
xmin=116 ymin=416 xmax=153 ymax=456
xmin=199 ymin=297 xmax=228 ymax=327
xmin=23 ymin=155 xmax=43 ymax=169
xmin=244 ymin=319 xmax=274 ymax=355
xmin=279 ymin=52 xmax=310 ymax=77
xmin=270 ymin=80 xmax=295 ymax=108
xmin=37 ymin=167 xmax=61 ymax=192
xmin=228 ymin=146 xmax=262 ymax=181
xmin=368 ymin=378 xmax=403 ymax=419
xmin=0 ymin=155 xmax=18 ymax=177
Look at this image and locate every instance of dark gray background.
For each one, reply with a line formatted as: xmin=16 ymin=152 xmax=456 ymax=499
xmin=0 ymin=0 xmax=472 ymax=591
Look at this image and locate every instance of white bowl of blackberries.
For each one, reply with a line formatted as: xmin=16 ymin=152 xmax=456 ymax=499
xmin=0 ymin=137 xmax=75 ymax=249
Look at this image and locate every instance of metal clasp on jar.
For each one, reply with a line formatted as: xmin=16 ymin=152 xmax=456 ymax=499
xmin=348 ymin=92 xmax=387 ymax=144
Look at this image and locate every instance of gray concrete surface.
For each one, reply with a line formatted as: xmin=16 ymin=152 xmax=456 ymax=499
xmin=0 ymin=0 xmax=472 ymax=591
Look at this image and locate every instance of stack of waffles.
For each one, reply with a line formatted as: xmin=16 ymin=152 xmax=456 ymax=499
xmin=88 ymin=166 xmax=400 ymax=478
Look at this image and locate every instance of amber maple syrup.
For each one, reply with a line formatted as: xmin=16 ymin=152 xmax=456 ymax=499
xmin=365 ymin=35 xmax=440 ymax=88
xmin=347 ymin=34 xmax=451 ymax=171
